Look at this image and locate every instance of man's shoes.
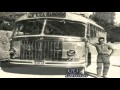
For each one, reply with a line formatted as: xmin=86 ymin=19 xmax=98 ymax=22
xmin=96 ymin=75 xmax=102 ymax=78
xmin=103 ymin=76 xmax=107 ymax=78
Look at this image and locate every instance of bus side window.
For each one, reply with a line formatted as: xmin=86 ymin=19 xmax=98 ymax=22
xmin=94 ymin=27 xmax=97 ymax=37
xmin=90 ymin=25 xmax=94 ymax=38
xmin=87 ymin=24 xmax=90 ymax=38
xmin=93 ymin=26 xmax=95 ymax=37
xmin=96 ymin=28 xmax=98 ymax=37
xmin=98 ymin=28 xmax=100 ymax=37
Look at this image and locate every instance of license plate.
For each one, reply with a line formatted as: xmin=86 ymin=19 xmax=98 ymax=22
xmin=34 ymin=61 xmax=45 ymax=65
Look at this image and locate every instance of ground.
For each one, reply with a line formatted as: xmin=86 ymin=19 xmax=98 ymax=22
xmin=86 ymin=55 xmax=120 ymax=78
xmin=0 ymin=54 xmax=120 ymax=78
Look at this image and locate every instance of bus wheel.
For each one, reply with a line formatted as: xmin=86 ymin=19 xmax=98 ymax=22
xmin=87 ymin=53 xmax=91 ymax=67
xmin=1 ymin=61 xmax=10 ymax=67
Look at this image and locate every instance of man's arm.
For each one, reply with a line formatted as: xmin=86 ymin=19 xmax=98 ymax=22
xmin=109 ymin=48 xmax=115 ymax=56
xmin=108 ymin=44 xmax=115 ymax=56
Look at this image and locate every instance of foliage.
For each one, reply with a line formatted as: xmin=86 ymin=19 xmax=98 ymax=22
xmin=0 ymin=12 xmax=25 ymax=31
xmin=91 ymin=16 xmax=114 ymax=30
xmin=0 ymin=16 xmax=14 ymax=30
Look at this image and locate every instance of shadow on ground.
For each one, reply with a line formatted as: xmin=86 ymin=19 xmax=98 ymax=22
xmin=0 ymin=62 xmax=84 ymax=76
xmin=85 ymin=71 xmax=97 ymax=78
xmin=0 ymin=62 xmax=69 ymax=75
xmin=0 ymin=62 xmax=98 ymax=78
xmin=112 ymin=65 xmax=120 ymax=67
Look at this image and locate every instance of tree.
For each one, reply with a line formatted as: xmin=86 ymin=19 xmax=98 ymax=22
xmin=90 ymin=15 xmax=115 ymax=43
xmin=0 ymin=12 xmax=25 ymax=31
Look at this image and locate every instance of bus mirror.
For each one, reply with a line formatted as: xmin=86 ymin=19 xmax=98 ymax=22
xmin=86 ymin=35 xmax=90 ymax=39
xmin=83 ymin=38 xmax=88 ymax=43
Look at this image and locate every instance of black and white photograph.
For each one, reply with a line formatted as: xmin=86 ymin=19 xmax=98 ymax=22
xmin=0 ymin=12 xmax=119 ymax=78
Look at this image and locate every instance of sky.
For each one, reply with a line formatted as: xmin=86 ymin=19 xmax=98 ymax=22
xmin=114 ymin=12 xmax=120 ymax=25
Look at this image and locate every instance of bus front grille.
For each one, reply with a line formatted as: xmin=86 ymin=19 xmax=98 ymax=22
xmin=20 ymin=40 xmax=62 ymax=61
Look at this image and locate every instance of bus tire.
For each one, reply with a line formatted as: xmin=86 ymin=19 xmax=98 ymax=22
xmin=87 ymin=53 xmax=91 ymax=67
xmin=1 ymin=61 xmax=10 ymax=68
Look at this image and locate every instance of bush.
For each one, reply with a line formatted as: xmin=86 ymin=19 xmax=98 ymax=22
xmin=0 ymin=16 xmax=15 ymax=31
xmin=0 ymin=30 xmax=12 ymax=59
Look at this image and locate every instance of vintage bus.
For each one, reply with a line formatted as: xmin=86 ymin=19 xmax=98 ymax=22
xmin=2 ymin=12 xmax=107 ymax=74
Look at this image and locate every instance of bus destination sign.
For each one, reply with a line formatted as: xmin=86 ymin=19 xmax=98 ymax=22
xmin=27 ymin=12 xmax=66 ymax=18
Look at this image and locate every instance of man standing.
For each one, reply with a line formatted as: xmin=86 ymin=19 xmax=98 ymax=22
xmin=89 ymin=37 xmax=115 ymax=78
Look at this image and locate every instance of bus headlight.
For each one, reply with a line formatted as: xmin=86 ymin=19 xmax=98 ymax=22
xmin=67 ymin=50 xmax=76 ymax=56
xmin=9 ymin=47 xmax=17 ymax=59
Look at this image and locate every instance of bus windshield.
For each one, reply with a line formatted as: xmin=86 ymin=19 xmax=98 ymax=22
xmin=44 ymin=20 xmax=85 ymax=37
xmin=14 ymin=19 xmax=85 ymax=37
xmin=15 ymin=20 xmax=44 ymax=36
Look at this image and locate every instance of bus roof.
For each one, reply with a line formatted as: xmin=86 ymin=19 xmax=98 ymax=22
xmin=16 ymin=12 xmax=104 ymax=30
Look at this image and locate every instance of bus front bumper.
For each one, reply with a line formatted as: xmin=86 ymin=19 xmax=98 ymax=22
xmin=1 ymin=59 xmax=86 ymax=68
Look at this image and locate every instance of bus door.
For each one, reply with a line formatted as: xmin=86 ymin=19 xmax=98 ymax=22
xmin=86 ymin=24 xmax=91 ymax=67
